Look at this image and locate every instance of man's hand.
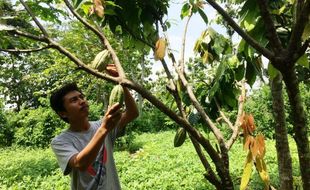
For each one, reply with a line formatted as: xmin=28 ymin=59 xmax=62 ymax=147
xmin=101 ymin=103 xmax=122 ymax=131
xmin=105 ymin=64 xmax=119 ymax=77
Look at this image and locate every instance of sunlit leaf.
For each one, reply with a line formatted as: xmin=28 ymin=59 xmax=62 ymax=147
xmin=296 ymin=54 xmax=309 ymax=68
xmin=181 ymin=3 xmax=191 ymax=19
xmin=302 ymin=22 xmax=310 ymax=41
xmin=240 ymin=151 xmax=253 ymax=190
xmin=267 ymin=63 xmax=280 ymax=80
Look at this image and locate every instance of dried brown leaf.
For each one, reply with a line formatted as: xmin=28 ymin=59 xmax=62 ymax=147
xmin=244 ymin=136 xmax=254 ymax=151
xmin=93 ymin=0 xmax=104 ymax=18
xmin=247 ymin=114 xmax=256 ymax=134
xmin=154 ymin=38 xmax=166 ymax=60
xmin=250 ymin=137 xmax=258 ymax=159
xmin=256 ymin=134 xmax=266 ymax=158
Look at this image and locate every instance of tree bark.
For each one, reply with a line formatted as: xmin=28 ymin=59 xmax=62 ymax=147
xmin=270 ymin=74 xmax=293 ymax=190
xmin=282 ymin=66 xmax=310 ymax=190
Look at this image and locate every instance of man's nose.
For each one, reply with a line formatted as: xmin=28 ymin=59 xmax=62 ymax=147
xmin=79 ymin=98 xmax=86 ymax=104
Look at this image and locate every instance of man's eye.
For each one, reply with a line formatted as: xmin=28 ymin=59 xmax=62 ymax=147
xmin=70 ymin=97 xmax=78 ymax=102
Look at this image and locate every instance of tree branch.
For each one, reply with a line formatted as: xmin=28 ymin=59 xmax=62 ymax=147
xmin=179 ymin=6 xmax=192 ymax=73
xmin=256 ymin=0 xmax=283 ymax=53
xmin=287 ymin=0 xmax=310 ymax=61
xmin=49 ymin=40 xmax=119 ymax=83
xmin=63 ymin=0 xmax=126 ymax=78
xmin=189 ymin=135 xmax=221 ymax=189
xmin=226 ymin=79 xmax=246 ymax=150
xmin=203 ymin=0 xmax=275 ymax=60
xmin=11 ymin=29 xmax=47 ymax=42
xmin=19 ymin=0 xmax=49 ymax=37
xmin=120 ymin=78 xmax=229 ymax=182
xmin=214 ymin=98 xmax=234 ymax=130
xmin=0 ymin=46 xmax=51 ymax=53
xmin=295 ymin=39 xmax=310 ymax=60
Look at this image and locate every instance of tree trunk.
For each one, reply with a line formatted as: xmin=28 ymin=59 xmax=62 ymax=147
xmin=270 ymin=74 xmax=293 ymax=190
xmin=282 ymin=66 xmax=310 ymax=190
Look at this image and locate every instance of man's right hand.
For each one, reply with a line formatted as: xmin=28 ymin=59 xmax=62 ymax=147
xmin=101 ymin=103 xmax=122 ymax=131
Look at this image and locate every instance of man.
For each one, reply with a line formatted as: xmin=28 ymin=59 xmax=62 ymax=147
xmin=50 ymin=65 xmax=139 ymax=190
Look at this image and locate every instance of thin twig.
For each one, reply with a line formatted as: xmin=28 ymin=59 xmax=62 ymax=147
xmin=214 ymin=98 xmax=234 ymax=130
xmin=11 ymin=29 xmax=47 ymax=42
xmin=0 ymin=46 xmax=51 ymax=53
xmin=226 ymin=79 xmax=246 ymax=150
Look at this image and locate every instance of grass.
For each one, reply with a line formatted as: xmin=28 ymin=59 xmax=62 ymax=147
xmin=0 ymin=130 xmax=302 ymax=190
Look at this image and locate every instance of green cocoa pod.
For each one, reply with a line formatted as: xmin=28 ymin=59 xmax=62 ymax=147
xmin=109 ymin=85 xmax=124 ymax=107
xmin=174 ymin=127 xmax=186 ymax=147
xmin=90 ymin=49 xmax=111 ymax=72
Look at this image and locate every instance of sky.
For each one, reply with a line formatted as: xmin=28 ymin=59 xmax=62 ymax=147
xmin=151 ymin=0 xmax=226 ymax=75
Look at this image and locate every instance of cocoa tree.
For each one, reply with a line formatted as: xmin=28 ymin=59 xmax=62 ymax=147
xmin=203 ymin=0 xmax=309 ymax=189
xmin=0 ymin=0 xmax=247 ymax=189
xmin=1 ymin=0 xmax=309 ymax=189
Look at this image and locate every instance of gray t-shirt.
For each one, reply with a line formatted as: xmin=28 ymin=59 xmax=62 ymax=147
xmin=51 ymin=121 xmax=121 ymax=190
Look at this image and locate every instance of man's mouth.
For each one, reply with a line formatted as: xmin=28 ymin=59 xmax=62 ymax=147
xmin=80 ymin=105 xmax=89 ymax=111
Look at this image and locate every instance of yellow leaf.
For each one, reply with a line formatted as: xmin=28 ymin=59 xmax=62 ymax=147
xmin=240 ymin=151 xmax=253 ymax=190
xmin=256 ymin=157 xmax=270 ymax=189
xmin=154 ymin=38 xmax=166 ymax=60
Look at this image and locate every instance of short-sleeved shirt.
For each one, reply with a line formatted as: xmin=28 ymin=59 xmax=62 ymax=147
xmin=51 ymin=121 xmax=121 ymax=190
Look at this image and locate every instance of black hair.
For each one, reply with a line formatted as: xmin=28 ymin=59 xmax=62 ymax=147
xmin=50 ymin=82 xmax=82 ymax=123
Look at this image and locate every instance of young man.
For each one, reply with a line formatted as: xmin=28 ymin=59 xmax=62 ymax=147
xmin=50 ymin=66 xmax=139 ymax=190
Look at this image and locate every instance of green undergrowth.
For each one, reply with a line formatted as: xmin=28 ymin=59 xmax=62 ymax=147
xmin=0 ymin=131 xmax=302 ymax=189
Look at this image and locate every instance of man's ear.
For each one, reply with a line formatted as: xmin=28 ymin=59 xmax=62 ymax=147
xmin=58 ymin=111 xmax=67 ymax=119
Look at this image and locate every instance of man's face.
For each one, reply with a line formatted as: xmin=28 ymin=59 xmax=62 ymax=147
xmin=60 ymin=90 xmax=89 ymax=122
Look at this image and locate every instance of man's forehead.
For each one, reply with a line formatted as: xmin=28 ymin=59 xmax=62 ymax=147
xmin=64 ymin=90 xmax=82 ymax=99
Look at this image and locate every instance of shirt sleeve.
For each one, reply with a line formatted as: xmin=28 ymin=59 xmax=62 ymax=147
xmin=51 ymin=137 xmax=79 ymax=175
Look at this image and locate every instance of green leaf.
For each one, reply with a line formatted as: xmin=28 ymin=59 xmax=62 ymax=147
xmin=208 ymin=62 xmax=226 ymax=100
xmin=296 ymin=54 xmax=309 ymax=68
xmin=198 ymin=8 xmax=208 ymax=25
xmin=188 ymin=112 xmax=200 ymax=126
xmin=73 ymin=0 xmax=85 ymax=8
xmin=302 ymin=22 xmax=310 ymax=41
xmin=240 ymin=151 xmax=253 ymax=190
xmin=181 ymin=3 xmax=191 ymax=19
xmin=245 ymin=60 xmax=256 ymax=87
xmin=267 ymin=63 xmax=280 ymax=80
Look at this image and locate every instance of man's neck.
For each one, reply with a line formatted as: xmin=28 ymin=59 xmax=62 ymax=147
xmin=69 ymin=118 xmax=90 ymax=132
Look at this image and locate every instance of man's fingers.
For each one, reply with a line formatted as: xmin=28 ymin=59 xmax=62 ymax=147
xmin=107 ymin=103 xmax=121 ymax=114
